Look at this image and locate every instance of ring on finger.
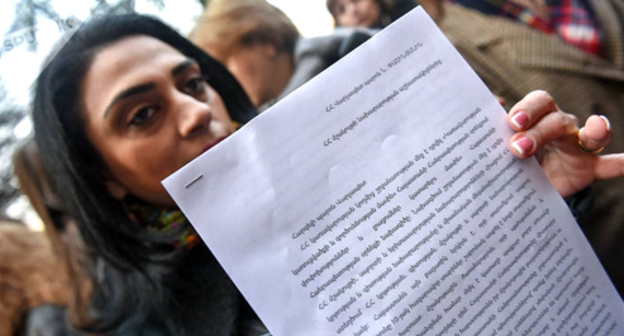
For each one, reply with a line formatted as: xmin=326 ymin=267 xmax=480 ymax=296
xmin=576 ymin=127 xmax=604 ymax=154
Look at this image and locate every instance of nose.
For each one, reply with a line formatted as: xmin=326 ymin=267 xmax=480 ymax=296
xmin=175 ymin=91 xmax=213 ymax=138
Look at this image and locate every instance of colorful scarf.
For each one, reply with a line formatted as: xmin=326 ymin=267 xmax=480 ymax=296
xmin=130 ymin=204 xmax=200 ymax=249
xmin=127 ymin=124 xmax=244 ymax=250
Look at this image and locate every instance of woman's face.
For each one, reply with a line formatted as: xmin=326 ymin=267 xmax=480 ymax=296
xmin=332 ymin=0 xmax=382 ymax=28
xmin=82 ymin=35 xmax=236 ymax=207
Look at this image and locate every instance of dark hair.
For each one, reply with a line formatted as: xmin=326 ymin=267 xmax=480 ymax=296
xmin=32 ymin=14 xmax=256 ymax=332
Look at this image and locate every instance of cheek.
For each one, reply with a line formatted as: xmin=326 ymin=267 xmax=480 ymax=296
xmin=363 ymin=1 xmax=381 ymax=18
xmin=112 ymin=142 xmax=172 ymax=179
xmin=226 ymin=58 xmax=264 ymax=105
xmin=99 ymin=130 xmax=182 ymax=188
xmin=227 ymin=59 xmax=256 ymax=90
xmin=337 ymin=13 xmax=355 ymax=26
xmin=109 ymin=146 xmax=180 ymax=205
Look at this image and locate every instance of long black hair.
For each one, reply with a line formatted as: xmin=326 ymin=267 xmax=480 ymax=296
xmin=32 ymin=14 xmax=256 ymax=333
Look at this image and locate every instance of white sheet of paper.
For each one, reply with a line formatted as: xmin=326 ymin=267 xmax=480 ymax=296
xmin=163 ymin=7 xmax=624 ymax=336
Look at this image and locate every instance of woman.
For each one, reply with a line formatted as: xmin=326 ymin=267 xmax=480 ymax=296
xmin=32 ymin=12 xmax=619 ymax=335
xmin=33 ymin=14 xmax=264 ymax=336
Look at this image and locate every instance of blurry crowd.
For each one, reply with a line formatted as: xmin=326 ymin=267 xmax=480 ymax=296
xmin=2 ymin=0 xmax=624 ymax=335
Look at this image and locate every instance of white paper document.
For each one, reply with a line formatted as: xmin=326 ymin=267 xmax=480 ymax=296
xmin=163 ymin=7 xmax=624 ymax=336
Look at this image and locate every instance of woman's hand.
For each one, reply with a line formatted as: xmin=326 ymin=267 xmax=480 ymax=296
xmin=507 ymin=90 xmax=624 ymax=198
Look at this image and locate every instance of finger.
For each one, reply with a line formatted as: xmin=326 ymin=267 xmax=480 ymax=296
xmin=508 ymin=90 xmax=559 ymax=131
xmin=579 ymin=115 xmax=612 ymax=152
xmin=509 ymin=110 xmax=578 ymax=158
xmin=594 ymin=153 xmax=624 ymax=180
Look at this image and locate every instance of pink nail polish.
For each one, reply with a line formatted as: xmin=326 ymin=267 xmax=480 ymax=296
xmin=512 ymin=136 xmax=534 ymax=155
xmin=511 ymin=111 xmax=529 ymax=129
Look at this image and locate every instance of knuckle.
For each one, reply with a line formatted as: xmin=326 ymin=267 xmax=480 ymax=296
xmin=554 ymin=111 xmax=566 ymax=124
xmin=554 ymin=112 xmax=571 ymax=133
xmin=566 ymin=113 xmax=579 ymax=130
xmin=532 ymin=90 xmax=551 ymax=100
xmin=532 ymin=90 xmax=556 ymax=108
xmin=566 ymin=112 xmax=578 ymax=125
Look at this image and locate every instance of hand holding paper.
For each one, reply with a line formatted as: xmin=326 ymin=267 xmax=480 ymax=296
xmin=164 ymin=7 xmax=624 ymax=336
xmin=507 ymin=91 xmax=621 ymax=198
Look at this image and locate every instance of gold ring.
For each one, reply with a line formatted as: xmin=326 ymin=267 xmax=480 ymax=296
xmin=576 ymin=127 xmax=604 ymax=154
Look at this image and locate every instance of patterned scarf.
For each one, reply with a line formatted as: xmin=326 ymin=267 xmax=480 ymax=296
xmin=127 ymin=123 xmax=243 ymax=250
xmin=130 ymin=204 xmax=200 ymax=249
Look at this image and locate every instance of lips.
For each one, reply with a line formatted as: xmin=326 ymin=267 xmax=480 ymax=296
xmin=202 ymin=136 xmax=227 ymax=154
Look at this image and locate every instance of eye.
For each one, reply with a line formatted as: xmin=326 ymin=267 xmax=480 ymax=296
xmin=185 ymin=76 xmax=208 ymax=95
xmin=128 ymin=106 xmax=158 ymax=127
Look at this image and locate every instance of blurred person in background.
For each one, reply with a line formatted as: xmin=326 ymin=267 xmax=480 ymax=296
xmin=326 ymin=0 xmax=422 ymax=28
xmin=0 ymin=220 xmax=70 ymax=336
xmin=190 ymin=0 xmax=299 ymax=109
xmin=190 ymin=0 xmax=377 ymax=111
xmin=327 ymin=0 xmax=392 ymax=27
xmin=447 ymin=0 xmax=623 ymax=58
xmin=327 ymin=0 xmax=624 ymax=294
xmin=327 ymin=0 xmax=624 ymax=60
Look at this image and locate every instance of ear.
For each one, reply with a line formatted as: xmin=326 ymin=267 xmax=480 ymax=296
xmin=105 ymin=179 xmax=128 ymax=200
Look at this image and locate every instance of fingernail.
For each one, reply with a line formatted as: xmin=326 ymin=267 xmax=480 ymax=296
xmin=599 ymin=115 xmax=611 ymax=131
xmin=512 ymin=136 xmax=534 ymax=155
xmin=511 ymin=111 xmax=529 ymax=129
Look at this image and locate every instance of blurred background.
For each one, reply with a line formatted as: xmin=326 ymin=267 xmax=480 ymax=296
xmin=0 ymin=0 xmax=334 ymax=229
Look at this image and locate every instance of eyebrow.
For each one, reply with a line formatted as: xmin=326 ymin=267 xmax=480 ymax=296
xmin=104 ymin=83 xmax=156 ymax=118
xmin=103 ymin=58 xmax=199 ymax=118
xmin=171 ymin=59 xmax=198 ymax=77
